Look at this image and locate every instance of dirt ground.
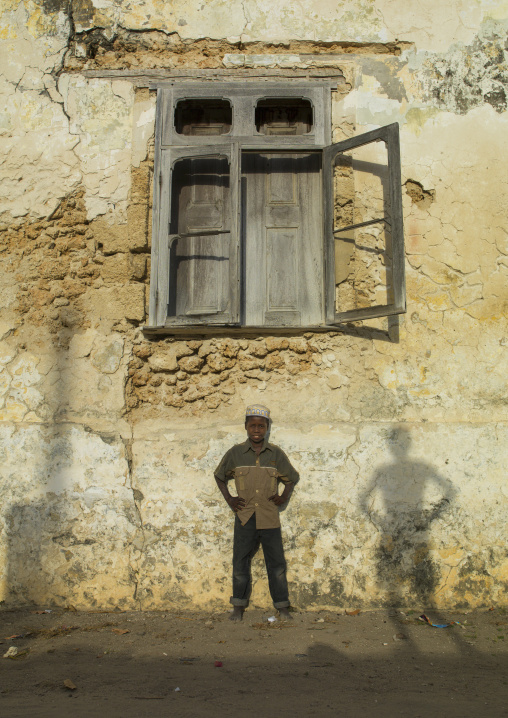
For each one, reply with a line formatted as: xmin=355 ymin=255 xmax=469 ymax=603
xmin=1 ymin=605 xmax=507 ymax=717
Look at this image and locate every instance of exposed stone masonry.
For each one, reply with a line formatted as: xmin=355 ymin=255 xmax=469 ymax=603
xmin=65 ymin=28 xmax=408 ymax=74
xmin=128 ymin=336 xmax=315 ymax=412
xmin=0 ymin=184 xmax=148 ymax=339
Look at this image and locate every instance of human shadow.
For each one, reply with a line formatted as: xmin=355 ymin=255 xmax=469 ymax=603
xmin=3 ymin=422 xmax=84 ymax=608
xmin=359 ymin=427 xmax=458 ymax=610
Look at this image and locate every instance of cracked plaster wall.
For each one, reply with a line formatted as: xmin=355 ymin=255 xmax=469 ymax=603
xmin=0 ymin=0 xmax=507 ymax=611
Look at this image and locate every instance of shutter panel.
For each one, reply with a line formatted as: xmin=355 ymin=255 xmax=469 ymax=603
xmin=157 ymin=145 xmax=240 ymax=326
xmin=242 ymin=151 xmax=323 ymax=327
xmin=324 ymin=123 xmax=405 ymax=324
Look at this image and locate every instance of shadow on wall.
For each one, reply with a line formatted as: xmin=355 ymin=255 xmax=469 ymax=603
xmin=3 ymin=332 xmax=108 ymax=608
xmin=5 ymin=498 xmax=68 ymax=608
xmin=3 ymin=421 xmax=138 ymax=610
xmin=359 ymin=426 xmax=458 ymax=608
xmin=3 ymin=431 xmax=139 ymax=610
xmin=3 ymin=424 xmax=79 ymax=608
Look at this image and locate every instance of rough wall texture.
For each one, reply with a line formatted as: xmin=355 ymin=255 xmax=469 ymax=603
xmin=0 ymin=0 xmax=507 ymax=611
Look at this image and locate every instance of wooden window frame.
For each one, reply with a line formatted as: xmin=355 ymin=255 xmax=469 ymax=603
xmin=324 ymin=123 xmax=406 ymax=325
xmin=147 ymin=82 xmax=405 ymax=333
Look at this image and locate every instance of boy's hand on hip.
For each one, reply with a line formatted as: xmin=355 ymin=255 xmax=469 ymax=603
xmin=269 ymin=494 xmax=285 ymax=506
xmin=269 ymin=483 xmax=294 ymax=506
xmin=228 ymin=496 xmax=246 ymax=512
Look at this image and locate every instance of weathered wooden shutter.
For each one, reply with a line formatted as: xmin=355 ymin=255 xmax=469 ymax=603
xmin=242 ymin=151 xmax=323 ymax=327
xmin=324 ymin=123 xmax=405 ymax=324
xmin=156 ymin=145 xmax=240 ymax=326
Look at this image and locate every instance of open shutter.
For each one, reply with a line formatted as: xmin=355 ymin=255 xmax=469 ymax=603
xmin=324 ymin=123 xmax=405 ymax=324
xmin=156 ymin=145 xmax=240 ymax=326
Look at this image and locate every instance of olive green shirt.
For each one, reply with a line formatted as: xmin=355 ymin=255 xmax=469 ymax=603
xmin=214 ymin=439 xmax=299 ymax=529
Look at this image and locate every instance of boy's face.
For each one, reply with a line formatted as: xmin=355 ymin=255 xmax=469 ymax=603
xmin=245 ymin=416 xmax=269 ymax=445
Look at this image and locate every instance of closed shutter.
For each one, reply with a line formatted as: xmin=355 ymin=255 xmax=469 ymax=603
xmin=242 ymin=151 xmax=323 ymax=326
xmin=157 ymin=145 xmax=240 ymax=326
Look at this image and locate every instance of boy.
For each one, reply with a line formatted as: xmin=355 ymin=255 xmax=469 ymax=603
xmin=214 ymin=405 xmax=299 ymax=621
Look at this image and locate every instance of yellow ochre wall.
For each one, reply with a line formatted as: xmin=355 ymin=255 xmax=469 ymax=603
xmin=0 ymin=0 xmax=507 ymax=610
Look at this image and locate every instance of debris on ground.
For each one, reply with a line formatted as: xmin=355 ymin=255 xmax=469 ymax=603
xmin=418 ymin=614 xmax=461 ymax=628
xmin=3 ymin=646 xmax=19 ymax=658
xmin=251 ymin=622 xmax=295 ymax=630
xmin=0 ymin=607 xmax=505 ymax=715
xmin=345 ymin=609 xmax=360 ymax=616
xmin=34 ymin=625 xmax=80 ymax=638
xmin=63 ymin=679 xmax=77 ymax=691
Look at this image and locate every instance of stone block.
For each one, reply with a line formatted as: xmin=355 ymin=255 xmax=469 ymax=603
xmin=327 ymin=372 xmax=349 ymax=390
xmin=130 ymin=166 xmax=151 ymax=203
xmin=198 ymin=341 xmax=215 ymax=358
xmin=250 ymin=341 xmax=268 ymax=357
xmin=91 ymin=337 xmax=124 ymax=374
xmin=39 ymin=259 xmax=68 ymax=281
xmin=94 ymin=220 xmax=130 ymax=255
xmin=100 ymin=253 xmax=147 ymax=283
xmin=148 ymin=352 xmax=178 ymax=372
xmin=265 ymin=337 xmax=289 ymax=352
xmin=82 ymin=284 xmax=145 ymax=323
xmin=215 ymin=339 xmax=239 ymax=358
xmin=127 ymin=203 xmax=149 ymax=252
xmin=238 ymin=357 xmax=262 ymax=371
xmin=133 ymin=344 xmax=153 ymax=359
xmin=206 ymin=354 xmax=235 ymax=373
xmin=94 ymin=207 xmax=149 ymax=255
xmin=172 ymin=342 xmax=194 ymax=359
xmin=265 ymin=354 xmax=284 ymax=370
xmin=100 ymin=253 xmax=132 ymax=283
xmin=289 ymin=337 xmax=308 ymax=354
xmin=178 ymin=355 xmax=204 ymax=373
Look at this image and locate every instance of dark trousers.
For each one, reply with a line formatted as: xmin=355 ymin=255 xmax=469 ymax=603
xmin=230 ymin=514 xmax=290 ymax=609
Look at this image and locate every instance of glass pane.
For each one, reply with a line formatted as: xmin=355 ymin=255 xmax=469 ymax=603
xmin=333 ymin=140 xmax=394 ymax=313
xmin=255 ymin=98 xmax=312 ymax=135
xmin=174 ymin=99 xmax=232 ymax=136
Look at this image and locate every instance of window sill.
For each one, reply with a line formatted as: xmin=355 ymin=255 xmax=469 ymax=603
xmin=142 ymin=324 xmax=349 ymax=337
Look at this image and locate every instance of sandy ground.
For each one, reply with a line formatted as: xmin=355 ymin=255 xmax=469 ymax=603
xmin=1 ymin=605 xmax=507 ymax=717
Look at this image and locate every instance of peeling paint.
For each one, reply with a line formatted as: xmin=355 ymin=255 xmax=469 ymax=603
xmin=419 ymin=18 xmax=508 ymax=114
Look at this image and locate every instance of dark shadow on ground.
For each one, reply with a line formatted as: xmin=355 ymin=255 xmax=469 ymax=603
xmin=0 ymin=625 xmax=506 ymax=718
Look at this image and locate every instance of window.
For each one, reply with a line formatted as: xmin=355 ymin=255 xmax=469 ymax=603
xmin=255 ymin=98 xmax=313 ymax=135
xmin=148 ymin=82 xmax=405 ymax=330
xmin=174 ymin=99 xmax=232 ymax=136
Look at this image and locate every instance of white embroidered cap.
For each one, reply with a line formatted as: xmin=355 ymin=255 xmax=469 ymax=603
xmin=245 ymin=404 xmax=270 ymax=420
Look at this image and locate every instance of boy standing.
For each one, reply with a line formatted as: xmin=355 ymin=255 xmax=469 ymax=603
xmin=214 ymin=405 xmax=299 ymax=621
